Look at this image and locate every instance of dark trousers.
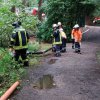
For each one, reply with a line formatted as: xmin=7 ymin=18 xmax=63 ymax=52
xmin=61 ymin=38 xmax=66 ymax=52
xmin=72 ymin=39 xmax=75 ymax=49
xmin=55 ymin=44 xmax=61 ymax=57
xmin=56 ymin=44 xmax=61 ymax=52
xmin=75 ymin=42 xmax=81 ymax=52
xmin=14 ymin=49 xmax=29 ymax=66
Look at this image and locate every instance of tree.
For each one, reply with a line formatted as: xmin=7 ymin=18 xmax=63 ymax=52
xmin=0 ymin=0 xmax=39 ymax=47
xmin=37 ymin=0 xmax=96 ymax=42
xmin=91 ymin=0 xmax=100 ymax=17
xmin=38 ymin=0 xmax=43 ymax=21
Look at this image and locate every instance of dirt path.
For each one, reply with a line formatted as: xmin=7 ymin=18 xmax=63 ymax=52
xmin=11 ymin=26 xmax=100 ymax=100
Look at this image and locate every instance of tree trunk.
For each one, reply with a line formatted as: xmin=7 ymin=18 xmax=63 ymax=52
xmin=38 ymin=0 xmax=42 ymax=21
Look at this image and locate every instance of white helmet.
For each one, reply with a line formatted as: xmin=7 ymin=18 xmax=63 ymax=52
xmin=52 ymin=24 xmax=57 ymax=28
xmin=58 ymin=22 xmax=61 ymax=26
xmin=73 ymin=24 xmax=79 ymax=28
xmin=42 ymin=13 xmax=45 ymax=17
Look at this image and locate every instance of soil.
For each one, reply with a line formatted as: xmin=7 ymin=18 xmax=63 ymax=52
xmin=11 ymin=26 xmax=100 ymax=100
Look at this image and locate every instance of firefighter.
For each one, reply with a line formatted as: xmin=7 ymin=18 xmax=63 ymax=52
xmin=52 ymin=24 xmax=62 ymax=57
xmin=71 ymin=24 xmax=82 ymax=53
xmin=71 ymin=27 xmax=75 ymax=49
xmin=58 ymin=22 xmax=67 ymax=52
xmin=10 ymin=21 xmax=29 ymax=66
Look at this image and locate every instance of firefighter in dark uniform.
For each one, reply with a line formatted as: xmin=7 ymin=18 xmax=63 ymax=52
xmin=10 ymin=21 xmax=29 ymax=66
xmin=58 ymin=22 xmax=67 ymax=52
xmin=52 ymin=24 xmax=62 ymax=57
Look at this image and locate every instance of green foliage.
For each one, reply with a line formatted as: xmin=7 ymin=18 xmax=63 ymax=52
xmin=0 ymin=41 xmax=42 ymax=96
xmin=0 ymin=4 xmax=16 ymax=47
xmin=37 ymin=22 xmax=52 ymax=42
xmin=0 ymin=1 xmax=39 ymax=47
xmin=91 ymin=0 xmax=100 ymax=17
xmin=0 ymin=48 xmax=25 ymax=96
xmin=18 ymin=13 xmax=39 ymax=35
xmin=37 ymin=0 xmax=96 ymax=42
xmin=28 ymin=41 xmax=40 ymax=52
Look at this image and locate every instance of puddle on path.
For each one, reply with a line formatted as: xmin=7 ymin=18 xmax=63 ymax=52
xmin=48 ymin=59 xmax=58 ymax=64
xmin=33 ymin=74 xmax=56 ymax=89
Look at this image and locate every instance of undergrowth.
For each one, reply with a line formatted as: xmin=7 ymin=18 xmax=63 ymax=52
xmin=0 ymin=42 xmax=51 ymax=96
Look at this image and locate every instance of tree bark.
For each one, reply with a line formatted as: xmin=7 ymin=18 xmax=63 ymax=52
xmin=38 ymin=0 xmax=42 ymax=21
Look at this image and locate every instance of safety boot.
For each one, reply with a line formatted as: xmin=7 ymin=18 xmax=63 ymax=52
xmin=55 ymin=51 xmax=61 ymax=57
xmin=24 ymin=61 xmax=29 ymax=67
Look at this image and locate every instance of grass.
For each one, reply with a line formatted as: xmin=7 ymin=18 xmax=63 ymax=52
xmin=28 ymin=41 xmax=40 ymax=52
xmin=40 ymin=42 xmax=52 ymax=51
xmin=28 ymin=41 xmax=52 ymax=66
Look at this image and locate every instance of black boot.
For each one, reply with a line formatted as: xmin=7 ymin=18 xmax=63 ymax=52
xmin=77 ymin=49 xmax=81 ymax=54
xmin=72 ymin=45 xmax=74 ymax=49
xmin=55 ymin=51 xmax=61 ymax=57
xmin=61 ymin=48 xmax=66 ymax=53
xmin=24 ymin=61 xmax=29 ymax=67
xmin=52 ymin=47 xmax=56 ymax=52
xmin=75 ymin=48 xmax=79 ymax=53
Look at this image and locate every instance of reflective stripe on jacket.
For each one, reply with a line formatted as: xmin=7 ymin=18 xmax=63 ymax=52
xmin=60 ymin=31 xmax=67 ymax=39
xmin=53 ymin=29 xmax=62 ymax=45
xmin=11 ymin=26 xmax=29 ymax=50
xmin=59 ymin=28 xmax=67 ymax=39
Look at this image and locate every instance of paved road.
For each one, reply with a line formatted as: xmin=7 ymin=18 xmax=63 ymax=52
xmin=11 ymin=26 xmax=100 ymax=100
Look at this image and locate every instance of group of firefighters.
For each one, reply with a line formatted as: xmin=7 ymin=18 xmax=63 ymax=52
xmin=10 ymin=21 xmax=82 ymax=67
xmin=52 ymin=22 xmax=82 ymax=57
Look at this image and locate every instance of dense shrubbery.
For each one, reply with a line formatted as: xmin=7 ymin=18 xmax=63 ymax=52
xmin=0 ymin=2 xmax=39 ymax=47
xmin=37 ymin=22 xmax=52 ymax=42
xmin=0 ymin=48 xmax=26 ymax=96
xmin=37 ymin=0 xmax=96 ymax=42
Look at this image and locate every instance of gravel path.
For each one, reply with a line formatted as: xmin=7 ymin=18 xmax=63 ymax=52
xmin=11 ymin=26 xmax=100 ymax=100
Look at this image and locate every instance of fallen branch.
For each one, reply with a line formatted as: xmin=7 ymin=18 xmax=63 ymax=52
xmin=27 ymin=47 xmax=53 ymax=55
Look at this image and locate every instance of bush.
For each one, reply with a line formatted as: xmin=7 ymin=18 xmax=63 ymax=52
xmin=0 ymin=3 xmax=39 ymax=47
xmin=0 ymin=48 xmax=25 ymax=96
xmin=37 ymin=22 xmax=52 ymax=42
xmin=37 ymin=0 xmax=96 ymax=42
xmin=28 ymin=41 xmax=40 ymax=52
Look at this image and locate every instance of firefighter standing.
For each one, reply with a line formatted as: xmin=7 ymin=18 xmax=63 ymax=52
xmin=10 ymin=21 xmax=29 ymax=66
xmin=58 ymin=22 xmax=67 ymax=52
xmin=71 ymin=24 xmax=82 ymax=53
xmin=52 ymin=24 xmax=62 ymax=57
xmin=71 ymin=29 xmax=75 ymax=49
